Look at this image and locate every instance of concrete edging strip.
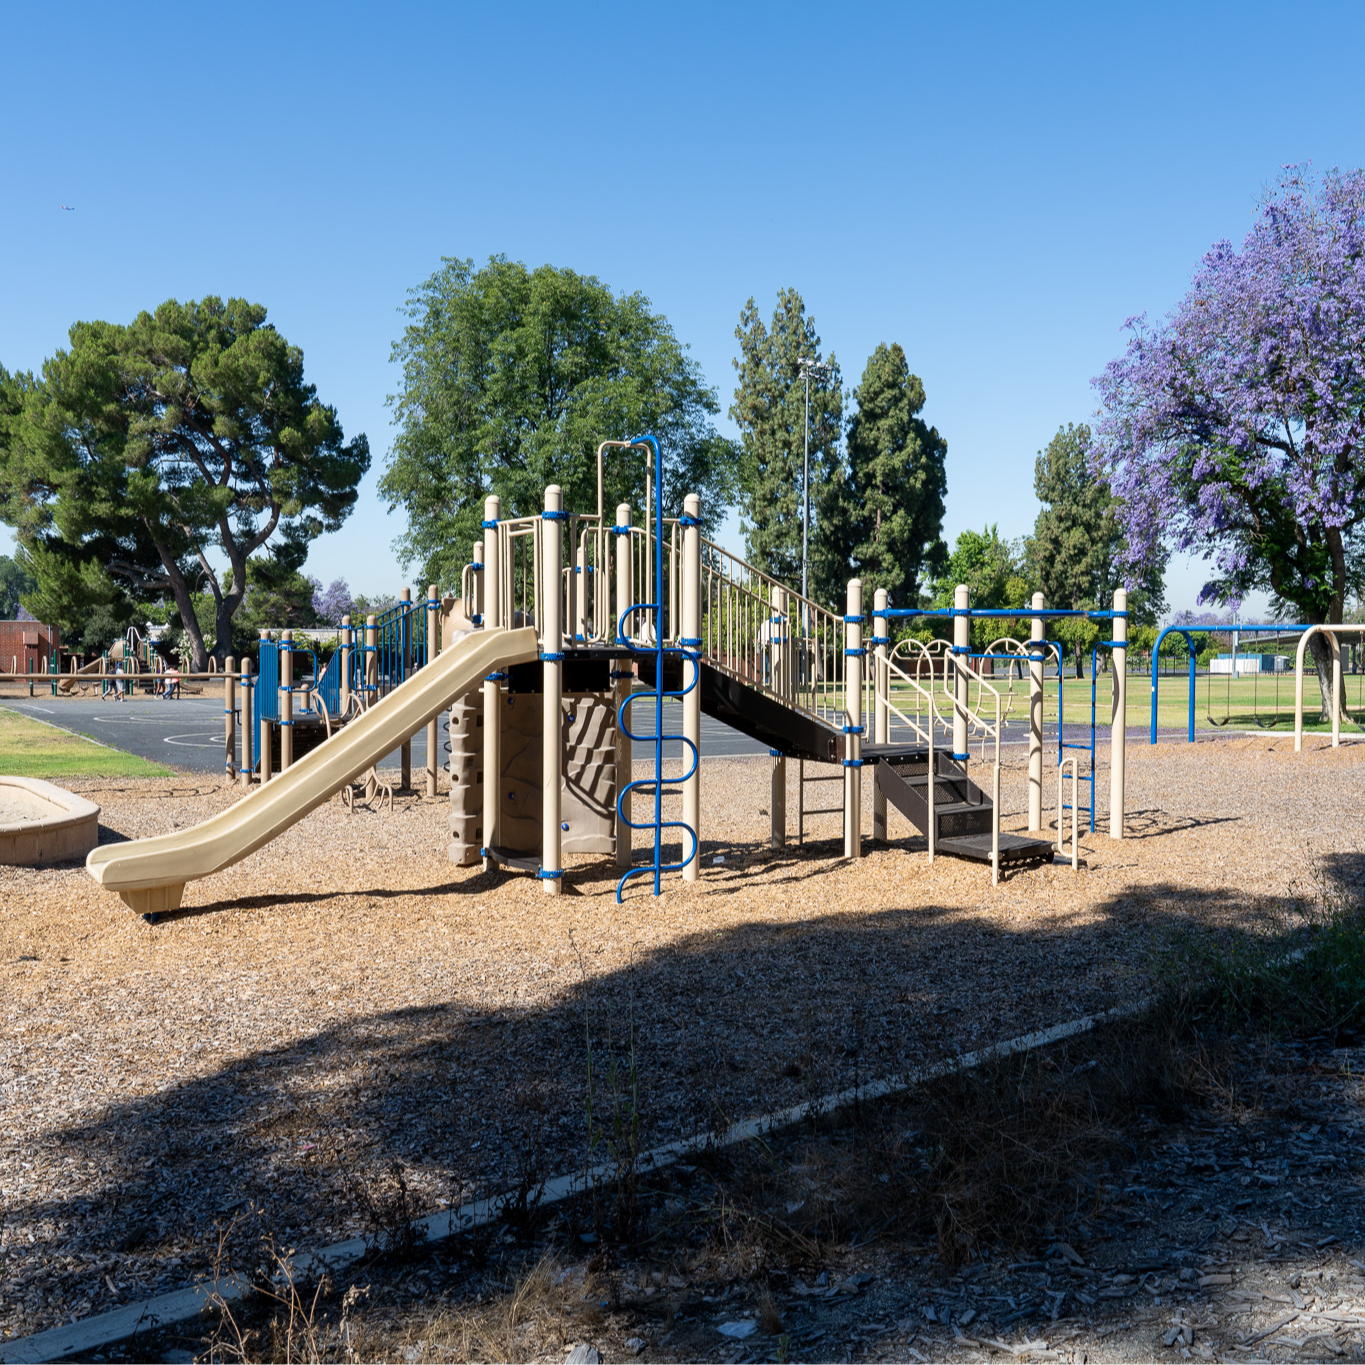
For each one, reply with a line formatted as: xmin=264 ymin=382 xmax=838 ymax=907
xmin=0 ymin=999 xmax=1147 ymax=1364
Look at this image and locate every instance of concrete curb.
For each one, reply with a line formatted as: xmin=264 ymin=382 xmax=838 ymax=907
xmin=0 ymin=1000 xmax=1147 ymax=1364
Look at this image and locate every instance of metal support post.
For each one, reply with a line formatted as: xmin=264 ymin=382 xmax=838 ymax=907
xmin=482 ymin=495 xmax=502 ymax=873
xmin=872 ymin=587 xmax=888 ymax=841
xmin=365 ymin=614 xmax=378 ymax=708
xmin=471 ymin=540 xmax=485 ymax=624
xmin=340 ymin=614 xmax=352 ymax=713
xmin=613 ymin=503 xmax=633 ymax=869
xmin=845 ymin=578 xmax=863 ymax=860
xmin=1332 ymin=627 xmax=1343 ymax=748
xmin=224 ymin=656 xmax=237 ymax=784
xmin=240 ymin=658 xmax=253 ymax=786
xmin=542 ymin=485 xmax=564 ymax=896
xmin=1109 ymin=587 xmax=1127 ymax=839
xmin=953 ymin=584 xmax=970 ymax=765
xmin=279 ymin=629 xmax=294 ymax=773
xmin=400 ymin=586 xmax=412 ymax=789
xmin=575 ymin=543 xmax=588 ymax=643
xmin=1029 ymin=591 xmax=1044 ymax=830
xmin=426 ymin=583 xmax=440 ymax=796
xmin=682 ymin=492 xmax=701 ymax=880
xmin=770 ymin=584 xmax=787 ymax=849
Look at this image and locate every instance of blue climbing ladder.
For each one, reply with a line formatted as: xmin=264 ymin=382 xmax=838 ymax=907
xmin=614 ymin=434 xmax=699 ymax=901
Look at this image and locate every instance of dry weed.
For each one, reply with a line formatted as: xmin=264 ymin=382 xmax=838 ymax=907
xmin=204 ymin=1217 xmax=368 ymax=1364
xmin=391 ymin=1253 xmax=568 ymax=1364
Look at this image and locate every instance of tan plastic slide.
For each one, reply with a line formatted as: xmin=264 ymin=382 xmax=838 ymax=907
xmin=86 ymin=626 xmax=540 ymax=916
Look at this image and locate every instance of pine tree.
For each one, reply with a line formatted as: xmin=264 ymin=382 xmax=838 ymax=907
xmin=844 ymin=343 xmax=948 ymax=607
xmin=1028 ymin=422 xmax=1165 ymax=676
xmin=729 ymin=290 xmax=843 ymax=596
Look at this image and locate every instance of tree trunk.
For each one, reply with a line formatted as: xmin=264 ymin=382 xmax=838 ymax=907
xmin=1307 ymin=630 xmax=1344 ymax=724
xmin=1075 ymin=641 xmax=1085 ymax=679
xmin=158 ymin=550 xmax=209 ymax=673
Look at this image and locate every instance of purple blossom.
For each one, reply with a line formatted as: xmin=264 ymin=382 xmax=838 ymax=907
xmin=1090 ymin=165 xmax=1365 ymax=622
xmin=312 ymin=577 xmax=354 ymax=625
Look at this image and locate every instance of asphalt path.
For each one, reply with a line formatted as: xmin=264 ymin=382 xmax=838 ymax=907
xmin=2 ymin=694 xmax=1208 ymax=778
xmin=1 ymin=695 xmax=772 ymax=774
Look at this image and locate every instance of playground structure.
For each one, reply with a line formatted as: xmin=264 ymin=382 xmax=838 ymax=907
xmin=1295 ymin=623 xmax=1365 ymax=751
xmin=1150 ymin=621 xmax=1365 ymax=746
xmin=80 ymin=436 xmax=1135 ymax=915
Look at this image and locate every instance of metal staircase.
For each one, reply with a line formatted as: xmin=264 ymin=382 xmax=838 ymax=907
xmin=871 ymin=748 xmax=1054 ymax=867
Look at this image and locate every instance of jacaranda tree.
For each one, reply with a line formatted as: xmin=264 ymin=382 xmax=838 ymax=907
xmin=1091 ymin=165 xmax=1365 ymax=716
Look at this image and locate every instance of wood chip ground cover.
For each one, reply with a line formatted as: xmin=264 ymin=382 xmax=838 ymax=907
xmin=1 ymin=735 xmax=1363 ymax=1359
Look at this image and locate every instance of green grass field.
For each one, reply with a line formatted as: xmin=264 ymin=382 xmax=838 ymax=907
xmin=880 ymin=671 xmax=1365 ymax=734
xmin=0 ymin=706 xmax=173 ymax=779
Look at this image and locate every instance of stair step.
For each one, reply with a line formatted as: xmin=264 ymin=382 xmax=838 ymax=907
xmin=937 ymin=833 xmax=1057 ymax=866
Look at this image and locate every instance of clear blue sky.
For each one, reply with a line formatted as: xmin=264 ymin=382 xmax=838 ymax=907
xmin=3 ymin=1 xmax=1362 ymax=619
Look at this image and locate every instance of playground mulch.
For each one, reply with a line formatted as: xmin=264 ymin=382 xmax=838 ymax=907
xmin=2 ymin=735 xmax=1364 ymax=1344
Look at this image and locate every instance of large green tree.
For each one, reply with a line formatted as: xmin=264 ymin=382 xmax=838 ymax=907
xmin=1027 ymin=421 xmax=1165 ymax=675
xmin=382 ymin=256 xmax=737 ymax=588
xmin=930 ymin=526 xmax=1029 ymax=650
xmin=842 ymin=342 xmax=947 ymax=607
xmin=0 ymin=298 xmax=369 ymax=670
xmin=730 ymin=289 xmax=844 ymax=599
xmin=0 ymin=553 xmax=35 ymax=619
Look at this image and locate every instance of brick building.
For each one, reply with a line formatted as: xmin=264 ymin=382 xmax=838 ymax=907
xmin=0 ymin=620 xmax=61 ymax=675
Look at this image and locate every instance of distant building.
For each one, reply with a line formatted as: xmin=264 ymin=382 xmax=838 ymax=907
xmin=0 ymin=620 xmax=61 ymax=674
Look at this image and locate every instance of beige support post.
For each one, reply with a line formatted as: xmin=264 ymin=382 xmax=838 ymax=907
xmin=426 ymin=583 xmax=440 ymax=797
xmin=471 ymin=540 xmax=485 ymax=622
xmin=770 ymin=584 xmax=787 ymax=850
xmin=575 ymin=542 xmax=588 ymax=644
xmin=340 ymin=614 xmax=352 ymax=714
xmin=1332 ymin=630 xmax=1342 ymax=748
xmin=872 ymin=587 xmax=888 ymax=842
xmin=239 ymin=658 xmax=253 ymax=787
xmin=542 ymin=486 xmax=564 ymax=896
xmin=399 ymin=586 xmax=412 ymax=789
xmin=614 ymin=503 xmax=633 ymax=869
xmin=365 ymin=614 xmax=378 ymax=704
xmin=224 ymin=656 xmax=237 ymax=785
xmin=482 ymin=495 xmax=502 ymax=873
xmin=953 ymin=584 xmax=969 ymax=767
xmin=681 ymin=492 xmax=701 ymax=880
xmin=279 ymin=629 xmax=294 ymax=773
xmin=1109 ymin=587 xmax=1127 ymax=839
xmin=845 ymin=579 xmax=863 ymax=860
xmin=1028 ymin=591 xmax=1045 ymax=830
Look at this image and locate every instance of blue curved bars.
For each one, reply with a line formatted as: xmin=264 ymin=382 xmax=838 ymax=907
xmin=614 ymin=433 xmax=700 ymax=901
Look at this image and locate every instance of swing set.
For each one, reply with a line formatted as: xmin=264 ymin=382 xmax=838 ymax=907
xmin=1149 ymin=621 xmax=1365 ymax=742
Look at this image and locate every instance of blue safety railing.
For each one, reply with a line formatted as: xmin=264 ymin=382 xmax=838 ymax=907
xmin=251 ymin=640 xmax=280 ymax=771
xmin=614 ymin=433 xmax=699 ymax=901
xmin=315 ymin=648 xmax=342 ymax=717
xmin=242 ymin=638 xmax=344 ymax=772
xmin=345 ymin=598 xmax=430 ymax=705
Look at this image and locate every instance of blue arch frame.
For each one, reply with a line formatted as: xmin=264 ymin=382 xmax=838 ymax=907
xmin=1149 ymin=622 xmax=1309 ymax=745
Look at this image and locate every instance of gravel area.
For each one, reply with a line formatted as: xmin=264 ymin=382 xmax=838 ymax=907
xmin=1 ymin=735 xmax=1363 ymax=1343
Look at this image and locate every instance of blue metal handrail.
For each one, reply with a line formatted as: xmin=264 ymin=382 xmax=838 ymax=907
xmin=346 ymin=600 xmax=429 ymax=705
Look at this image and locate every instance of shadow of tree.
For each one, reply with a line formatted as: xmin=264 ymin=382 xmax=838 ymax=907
xmin=7 ymin=853 xmax=1365 ymax=1337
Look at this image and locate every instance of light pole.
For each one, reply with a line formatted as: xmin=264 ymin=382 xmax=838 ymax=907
xmin=797 ymin=356 xmax=830 ymax=604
